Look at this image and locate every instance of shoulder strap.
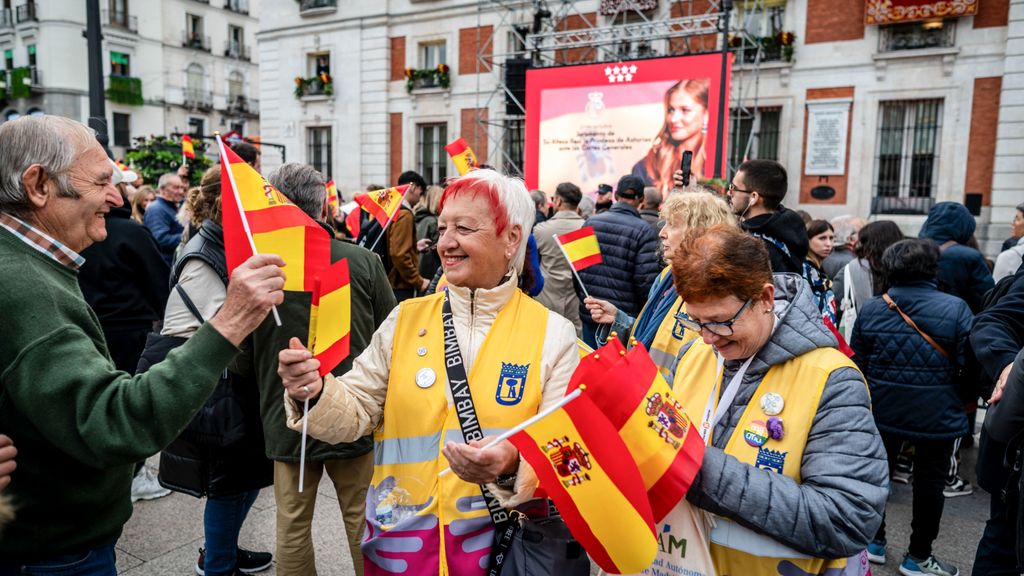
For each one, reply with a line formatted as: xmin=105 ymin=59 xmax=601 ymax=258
xmin=882 ymin=293 xmax=949 ymax=359
xmin=175 ymin=284 xmax=206 ymax=324
xmin=940 ymin=240 xmax=957 ymax=253
xmin=439 ymin=291 xmax=516 ymax=576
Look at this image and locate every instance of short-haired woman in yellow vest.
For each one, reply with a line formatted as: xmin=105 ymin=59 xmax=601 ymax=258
xmin=277 ymin=169 xmax=581 ymax=576
xmin=668 ymin=225 xmax=887 ymax=576
xmin=583 ymin=190 xmax=735 ymax=381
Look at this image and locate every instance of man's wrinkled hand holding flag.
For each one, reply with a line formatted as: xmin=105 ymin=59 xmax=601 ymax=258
xmin=218 ymin=137 xmax=330 ymax=296
xmin=507 ymin=388 xmax=657 ymax=574
xmin=568 ymin=339 xmax=704 ymax=522
xmin=445 ymin=137 xmax=477 ymax=176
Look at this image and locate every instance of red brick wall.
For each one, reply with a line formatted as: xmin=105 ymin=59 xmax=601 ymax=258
xmin=975 ymin=0 xmax=1009 ymax=28
xmin=460 ymin=108 xmax=488 ymax=165
xmin=799 ymin=87 xmax=855 ymax=205
xmin=805 ymin=0 xmax=864 ymax=44
xmin=390 ymin=113 xmax=403 ymax=184
xmin=390 ymin=37 xmax=406 ymax=82
xmin=965 ymin=77 xmax=1002 ymax=205
xmin=459 ymin=26 xmax=493 ymax=75
xmin=556 ymin=13 xmax=597 ymax=64
xmin=669 ymin=0 xmax=717 ymax=54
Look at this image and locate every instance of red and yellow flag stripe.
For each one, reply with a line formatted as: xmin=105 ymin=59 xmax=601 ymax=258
xmin=355 ymin=185 xmax=408 ymax=227
xmin=182 ymin=135 xmax=196 ymax=159
xmin=444 ymin=137 xmax=477 ymax=176
xmin=309 ymin=258 xmax=351 ymax=376
xmin=557 ymin=226 xmax=602 ymax=271
xmin=509 ymin=391 xmax=657 ymax=574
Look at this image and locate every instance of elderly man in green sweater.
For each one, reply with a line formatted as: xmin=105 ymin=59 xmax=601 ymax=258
xmin=0 ymin=115 xmax=286 ymax=573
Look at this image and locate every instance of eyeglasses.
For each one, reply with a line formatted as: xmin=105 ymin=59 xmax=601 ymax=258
xmin=727 ymin=183 xmax=754 ymax=194
xmin=675 ymin=298 xmax=752 ymax=337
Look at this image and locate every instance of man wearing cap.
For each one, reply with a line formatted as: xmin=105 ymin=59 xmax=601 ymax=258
xmin=577 ymin=175 xmax=661 ymax=348
xmin=594 ymin=183 xmax=614 ymax=214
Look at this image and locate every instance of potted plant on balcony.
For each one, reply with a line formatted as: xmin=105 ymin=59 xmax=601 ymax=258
xmin=776 ymin=31 xmax=796 ymax=62
xmin=405 ymin=63 xmax=450 ymax=94
xmin=294 ymin=72 xmax=334 ymax=99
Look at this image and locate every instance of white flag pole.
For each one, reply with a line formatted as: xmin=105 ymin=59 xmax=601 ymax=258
xmin=215 ymin=134 xmax=281 ymax=326
xmin=554 ymin=233 xmax=591 ymax=299
xmin=298 ymin=396 xmax=310 ymax=492
xmin=366 ymin=185 xmax=409 ymax=253
xmin=438 ymin=386 xmax=584 ymax=477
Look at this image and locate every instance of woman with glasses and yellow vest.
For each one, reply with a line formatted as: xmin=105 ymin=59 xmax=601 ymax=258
xmin=277 ymin=169 xmax=582 ymax=576
xmin=583 ymin=190 xmax=735 ymax=381
xmin=667 ymin=225 xmax=888 ymax=576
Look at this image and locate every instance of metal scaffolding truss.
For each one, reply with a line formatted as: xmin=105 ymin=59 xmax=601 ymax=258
xmin=474 ymin=0 xmax=774 ymax=179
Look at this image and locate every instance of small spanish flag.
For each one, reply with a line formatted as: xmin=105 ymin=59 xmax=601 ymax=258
xmin=355 ymin=184 xmax=408 ymax=227
xmin=182 ymin=135 xmax=196 ymax=160
xmin=508 ymin=390 xmax=657 ymax=574
xmin=218 ymin=139 xmax=330 ymax=293
xmin=557 ymin=226 xmax=602 ymax=271
xmin=569 ymin=339 xmax=705 ymax=522
xmin=444 ymin=137 xmax=477 ymax=176
xmin=325 ymin=179 xmax=338 ymax=214
xmin=342 ymin=199 xmax=362 ymax=238
xmin=308 ymin=258 xmax=351 ymax=376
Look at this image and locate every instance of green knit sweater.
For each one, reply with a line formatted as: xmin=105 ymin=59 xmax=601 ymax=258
xmin=0 ymin=228 xmax=240 ymax=561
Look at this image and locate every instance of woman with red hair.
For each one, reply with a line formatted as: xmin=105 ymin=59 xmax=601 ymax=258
xmin=277 ymin=169 xmax=585 ymax=576
xmin=664 ymin=225 xmax=886 ymax=575
xmin=632 ymin=78 xmax=709 ymax=195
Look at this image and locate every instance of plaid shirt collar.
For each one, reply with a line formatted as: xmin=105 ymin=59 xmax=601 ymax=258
xmin=0 ymin=211 xmax=85 ymax=270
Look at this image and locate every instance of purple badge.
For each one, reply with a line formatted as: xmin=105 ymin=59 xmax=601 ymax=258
xmin=767 ymin=416 xmax=784 ymax=441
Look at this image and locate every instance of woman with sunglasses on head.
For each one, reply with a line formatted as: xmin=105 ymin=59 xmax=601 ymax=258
xmin=583 ymin=190 xmax=736 ymax=381
xmin=666 ymin=225 xmax=886 ymax=575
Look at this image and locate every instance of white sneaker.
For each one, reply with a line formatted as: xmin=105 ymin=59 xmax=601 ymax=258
xmin=942 ymin=477 xmax=973 ymax=498
xmin=131 ymin=466 xmax=171 ymax=502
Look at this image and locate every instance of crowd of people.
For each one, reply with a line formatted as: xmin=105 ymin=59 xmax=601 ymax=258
xmin=0 ymin=113 xmax=1023 ymax=576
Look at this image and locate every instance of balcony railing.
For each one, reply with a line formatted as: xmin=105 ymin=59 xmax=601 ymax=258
xmin=184 ymin=89 xmax=214 ymax=110
xmin=0 ymin=8 xmax=13 ymax=29
xmin=224 ymin=0 xmax=249 ymax=14
xmin=102 ymin=9 xmax=138 ymax=33
xmin=300 ymin=0 xmax=337 ymax=15
xmin=870 ymin=195 xmax=935 ymax=216
xmin=226 ymin=95 xmax=258 ymax=115
xmin=182 ymin=32 xmax=211 ymax=52
xmin=106 ymin=75 xmax=144 ymax=106
xmin=224 ymin=41 xmax=250 ymax=60
xmin=15 ymin=2 xmax=37 ymax=23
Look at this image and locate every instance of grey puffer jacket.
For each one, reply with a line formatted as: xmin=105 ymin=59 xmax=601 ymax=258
xmin=677 ymin=273 xmax=888 ymax=558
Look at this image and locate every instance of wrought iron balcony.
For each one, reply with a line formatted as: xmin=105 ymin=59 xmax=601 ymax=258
xmin=0 ymin=8 xmax=13 ymax=29
xmin=102 ymin=9 xmax=138 ymax=33
xmin=15 ymin=2 xmax=37 ymax=23
xmin=300 ymin=0 xmax=337 ymax=15
xmin=182 ymin=32 xmax=212 ymax=52
xmin=226 ymin=95 xmax=258 ymax=116
xmin=224 ymin=41 xmax=250 ymax=60
xmin=106 ymin=75 xmax=144 ymax=106
xmin=184 ymin=89 xmax=214 ymax=111
xmin=225 ymin=0 xmax=249 ymax=14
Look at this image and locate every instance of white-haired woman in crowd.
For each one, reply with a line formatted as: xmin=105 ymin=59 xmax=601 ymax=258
xmin=277 ymin=169 xmax=582 ymax=575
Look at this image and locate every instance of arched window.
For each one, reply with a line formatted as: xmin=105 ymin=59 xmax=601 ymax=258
xmin=228 ymin=71 xmax=244 ymax=103
xmin=186 ymin=63 xmax=204 ymax=98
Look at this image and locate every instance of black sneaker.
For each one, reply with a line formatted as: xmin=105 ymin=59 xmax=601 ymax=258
xmin=196 ymin=547 xmax=273 ymax=576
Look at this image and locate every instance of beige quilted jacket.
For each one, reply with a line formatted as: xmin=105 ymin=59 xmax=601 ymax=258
xmin=285 ymin=275 xmax=580 ymax=505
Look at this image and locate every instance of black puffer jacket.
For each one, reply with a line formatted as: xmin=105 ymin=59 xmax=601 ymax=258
xmin=576 ymin=202 xmax=661 ymax=325
xmin=149 ymin=221 xmax=273 ymax=498
xmin=741 ymin=206 xmax=809 ymax=274
xmin=918 ymin=201 xmax=994 ymax=313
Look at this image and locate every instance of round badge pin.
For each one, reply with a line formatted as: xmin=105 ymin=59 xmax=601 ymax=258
xmin=415 ymin=368 xmax=436 ymax=389
xmin=743 ymin=420 xmax=769 ymax=448
xmin=760 ymin=392 xmax=785 ymax=416
xmin=416 ymin=347 xmax=427 ymax=357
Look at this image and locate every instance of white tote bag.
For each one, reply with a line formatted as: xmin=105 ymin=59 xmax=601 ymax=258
xmin=604 ymin=500 xmax=716 ymax=576
xmin=838 ymin=261 xmax=858 ymax=343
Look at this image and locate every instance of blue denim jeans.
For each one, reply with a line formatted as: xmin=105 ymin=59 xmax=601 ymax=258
xmin=204 ymin=489 xmax=259 ymax=576
xmin=10 ymin=544 xmax=116 ymax=576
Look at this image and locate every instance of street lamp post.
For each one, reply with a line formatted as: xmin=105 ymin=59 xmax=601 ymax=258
xmin=713 ymin=0 xmax=732 ymax=180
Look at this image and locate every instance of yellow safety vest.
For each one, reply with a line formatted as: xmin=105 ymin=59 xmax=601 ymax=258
xmin=363 ymin=289 xmax=547 ymax=576
xmin=629 ymin=269 xmax=696 ymax=380
xmin=673 ymin=342 xmax=866 ymax=576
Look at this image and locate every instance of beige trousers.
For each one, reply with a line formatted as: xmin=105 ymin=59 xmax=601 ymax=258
xmin=273 ymin=452 xmax=373 ymax=576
